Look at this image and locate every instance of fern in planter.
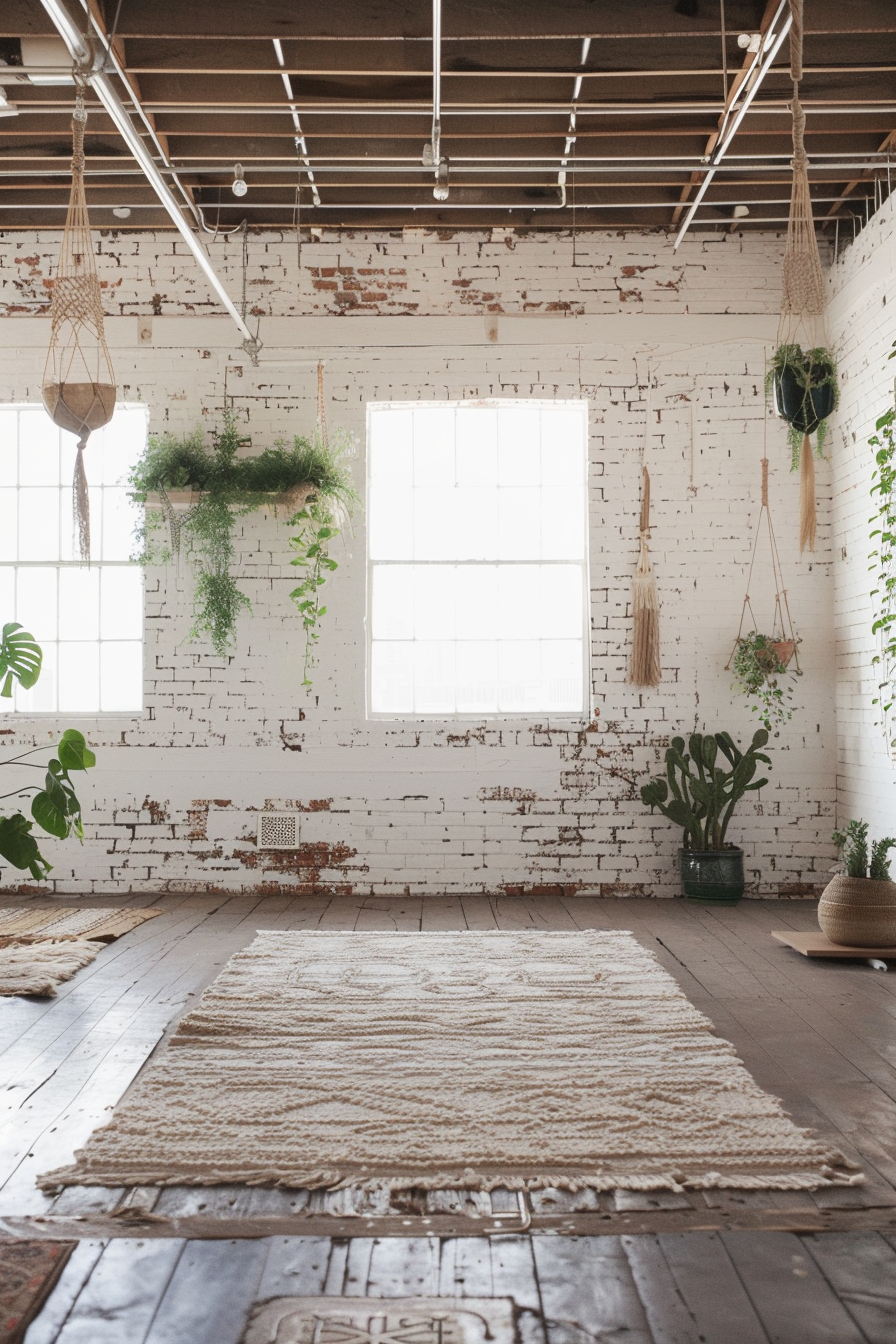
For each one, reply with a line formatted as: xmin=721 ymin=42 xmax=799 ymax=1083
xmin=732 ymin=631 xmax=801 ymax=737
xmin=129 ymin=414 xmax=357 ymax=671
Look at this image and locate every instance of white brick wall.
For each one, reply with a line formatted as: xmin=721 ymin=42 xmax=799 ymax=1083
xmin=0 ymin=227 xmax=838 ymax=896
xmin=827 ymin=206 xmax=896 ymax=837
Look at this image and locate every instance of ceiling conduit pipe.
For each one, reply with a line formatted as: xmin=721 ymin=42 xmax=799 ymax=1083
xmin=424 ymin=0 xmax=448 ymax=198
xmin=673 ymin=0 xmax=792 ymax=249
xmin=39 ymin=0 xmax=255 ymax=345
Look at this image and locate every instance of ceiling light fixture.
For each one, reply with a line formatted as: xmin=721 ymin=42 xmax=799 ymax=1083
xmin=732 ymin=204 xmax=751 ymax=218
xmin=0 ymin=87 xmax=18 ymax=117
xmin=112 ymin=206 xmax=131 ymax=218
xmin=231 ymin=163 xmax=248 ymax=197
xmin=433 ymin=159 xmax=449 ymax=201
xmin=737 ymin=33 xmax=762 ymax=52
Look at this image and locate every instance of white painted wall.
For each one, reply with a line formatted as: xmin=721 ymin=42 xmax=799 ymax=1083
xmin=827 ymin=206 xmax=896 ymax=837
xmin=0 ymin=228 xmax=837 ymax=896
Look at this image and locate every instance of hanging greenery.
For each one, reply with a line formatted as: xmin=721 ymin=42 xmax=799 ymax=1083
xmin=129 ymin=413 xmax=357 ymax=671
xmin=731 ymin=632 xmax=801 ymax=738
xmin=766 ymin=343 xmax=839 ymax=467
xmin=869 ymin=342 xmax=896 ymax=737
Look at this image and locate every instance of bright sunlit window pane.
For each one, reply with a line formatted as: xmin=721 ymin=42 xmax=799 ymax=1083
xmin=0 ymin=403 xmax=146 ymax=714
xmin=368 ymin=400 xmax=589 ymax=716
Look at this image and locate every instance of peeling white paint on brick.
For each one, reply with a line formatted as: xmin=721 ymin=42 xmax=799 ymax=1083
xmin=0 ymin=228 xmax=838 ymax=897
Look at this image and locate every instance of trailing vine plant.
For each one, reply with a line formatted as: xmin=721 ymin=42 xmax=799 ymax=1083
xmin=731 ymin=631 xmax=800 ymax=738
xmin=766 ymin=343 xmax=840 ymax=467
xmin=130 ymin=413 xmax=357 ymax=674
xmin=869 ymin=340 xmax=896 ymax=740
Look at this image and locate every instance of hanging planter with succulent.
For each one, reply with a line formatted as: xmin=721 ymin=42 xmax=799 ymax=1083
xmin=129 ymin=411 xmax=357 ymax=677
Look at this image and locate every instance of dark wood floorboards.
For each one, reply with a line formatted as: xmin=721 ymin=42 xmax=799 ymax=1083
xmin=3 ymin=894 xmax=896 ymax=1340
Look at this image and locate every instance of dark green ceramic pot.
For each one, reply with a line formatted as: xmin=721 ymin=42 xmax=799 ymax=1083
xmin=679 ymin=847 xmax=745 ymax=904
xmin=773 ymin=360 xmax=836 ymax=435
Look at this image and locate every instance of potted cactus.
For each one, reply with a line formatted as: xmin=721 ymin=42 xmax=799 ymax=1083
xmin=641 ymin=729 xmax=772 ymax=903
xmin=819 ymin=820 xmax=896 ymax=946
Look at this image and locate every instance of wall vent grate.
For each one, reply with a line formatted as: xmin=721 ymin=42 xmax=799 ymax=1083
xmin=257 ymin=813 xmax=301 ymax=850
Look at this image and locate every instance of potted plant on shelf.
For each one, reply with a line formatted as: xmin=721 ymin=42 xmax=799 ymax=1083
xmin=732 ymin=631 xmax=801 ymax=737
xmin=819 ymin=820 xmax=896 ymax=946
xmin=641 ymin=729 xmax=772 ymax=903
xmin=767 ymin=343 xmax=839 ymax=465
xmin=0 ymin=622 xmax=96 ymax=882
xmin=129 ymin=413 xmax=357 ymax=679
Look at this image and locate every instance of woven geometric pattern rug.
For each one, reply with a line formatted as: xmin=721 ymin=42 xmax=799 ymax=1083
xmin=40 ymin=929 xmax=861 ymax=1193
xmin=0 ymin=1240 xmax=75 ymax=1344
xmin=0 ymin=906 xmax=161 ymax=941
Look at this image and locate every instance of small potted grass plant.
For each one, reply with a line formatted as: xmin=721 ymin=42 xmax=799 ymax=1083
xmin=641 ymin=729 xmax=771 ymax=903
xmin=819 ymin=820 xmax=896 ymax=946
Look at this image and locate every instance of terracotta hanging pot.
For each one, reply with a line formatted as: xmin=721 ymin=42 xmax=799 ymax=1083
xmin=817 ymin=874 xmax=896 ymax=947
xmin=771 ymin=639 xmax=796 ymax=669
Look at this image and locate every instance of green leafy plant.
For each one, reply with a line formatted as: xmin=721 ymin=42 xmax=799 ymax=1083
xmin=641 ymin=728 xmax=771 ymax=851
xmin=130 ymin=414 xmax=357 ymax=671
xmin=832 ymin=819 xmax=896 ymax=881
xmin=731 ymin=632 xmax=801 ymax=737
xmin=0 ymin=623 xmax=96 ymax=881
xmin=766 ymin=343 xmax=839 ymax=466
xmin=0 ymin=622 xmax=42 ymax=698
xmin=869 ymin=340 xmax=896 ymax=738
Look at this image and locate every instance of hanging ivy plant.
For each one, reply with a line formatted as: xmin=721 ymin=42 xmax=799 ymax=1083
xmin=869 ymin=341 xmax=896 ymax=738
xmin=732 ymin=631 xmax=802 ymax=737
xmin=130 ymin=414 xmax=357 ymax=675
xmin=766 ymin=343 xmax=839 ymax=467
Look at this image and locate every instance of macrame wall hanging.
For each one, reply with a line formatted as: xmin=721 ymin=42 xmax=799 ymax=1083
xmin=42 ymin=80 xmax=116 ymax=562
xmin=315 ymin=359 xmax=328 ymax=446
xmin=771 ymin=0 xmax=838 ymax=553
xmin=630 ymin=374 xmax=661 ymax=686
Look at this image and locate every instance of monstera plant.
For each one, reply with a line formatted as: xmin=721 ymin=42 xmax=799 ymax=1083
xmin=0 ymin=621 xmax=96 ymax=882
xmin=641 ymin=729 xmax=772 ymax=903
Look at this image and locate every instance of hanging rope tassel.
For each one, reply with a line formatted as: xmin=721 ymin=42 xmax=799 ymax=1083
xmin=73 ymin=438 xmax=91 ymax=562
xmin=631 ymin=466 xmax=661 ymax=687
xmin=799 ymin=432 xmax=816 ymax=553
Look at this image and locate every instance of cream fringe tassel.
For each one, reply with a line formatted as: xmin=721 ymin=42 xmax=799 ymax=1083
xmin=799 ymin=432 xmax=816 ymax=553
xmin=631 ymin=466 xmax=661 ymax=686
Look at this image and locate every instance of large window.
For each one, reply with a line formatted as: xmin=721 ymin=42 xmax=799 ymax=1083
xmin=368 ymin=400 xmax=589 ymax=716
xmin=0 ymin=404 xmax=146 ymax=714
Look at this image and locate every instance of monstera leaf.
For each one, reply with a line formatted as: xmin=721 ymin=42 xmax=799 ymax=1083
xmin=0 ymin=622 xmax=42 ymax=698
xmin=0 ymin=814 xmax=52 ymax=880
xmin=57 ymin=729 xmax=96 ymax=772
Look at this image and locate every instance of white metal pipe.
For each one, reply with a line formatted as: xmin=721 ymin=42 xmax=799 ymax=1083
xmin=432 ymin=0 xmax=442 ymax=163
xmin=39 ymin=0 xmax=253 ymax=342
xmin=674 ymin=0 xmax=792 ymax=249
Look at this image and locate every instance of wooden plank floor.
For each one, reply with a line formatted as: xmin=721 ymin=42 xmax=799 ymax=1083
xmin=1 ymin=894 xmax=896 ymax=1241
xmin=20 ymin=1231 xmax=896 ymax=1344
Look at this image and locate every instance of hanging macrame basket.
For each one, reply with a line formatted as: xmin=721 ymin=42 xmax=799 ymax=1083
xmin=773 ymin=0 xmax=837 ymax=553
xmin=42 ymin=86 xmax=116 ymax=561
xmin=727 ymin=458 xmax=801 ymax=676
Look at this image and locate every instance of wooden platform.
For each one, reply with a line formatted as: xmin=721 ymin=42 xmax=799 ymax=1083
xmin=773 ymin=931 xmax=896 ymax=959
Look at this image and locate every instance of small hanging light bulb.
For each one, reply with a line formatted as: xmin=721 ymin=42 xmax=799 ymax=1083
xmin=232 ymin=163 xmax=248 ymax=198
xmin=433 ymin=159 xmax=449 ymax=202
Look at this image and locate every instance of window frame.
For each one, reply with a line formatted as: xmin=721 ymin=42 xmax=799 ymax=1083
xmin=365 ymin=397 xmax=592 ymax=722
xmin=0 ymin=402 xmax=147 ymax=720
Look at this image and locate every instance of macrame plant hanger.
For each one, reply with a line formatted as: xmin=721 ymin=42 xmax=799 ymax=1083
xmin=630 ymin=371 xmax=661 ymax=686
xmin=777 ymin=0 xmax=828 ymax=553
xmin=42 ymin=73 xmax=116 ymax=562
xmin=726 ymin=451 xmax=800 ymax=677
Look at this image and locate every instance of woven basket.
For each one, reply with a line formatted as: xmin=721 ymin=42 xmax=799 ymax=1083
xmin=817 ymin=874 xmax=896 ymax=947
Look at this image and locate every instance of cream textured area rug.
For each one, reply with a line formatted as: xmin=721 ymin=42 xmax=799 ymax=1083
xmin=0 ymin=906 xmax=161 ymax=941
xmin=0 ymin=938 xmax=107 ymax=997
xmin=40 ymin=929 xmax=861 ymax=1193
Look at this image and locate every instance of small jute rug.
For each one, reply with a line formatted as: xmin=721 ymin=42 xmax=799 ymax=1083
xmin=40 ymin=929 xmax=861 ymax=1193
xmin=0 ymin=906 xmax=161 ymax=941
xmin=0 ymin=907 xmax=161 ymax=997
